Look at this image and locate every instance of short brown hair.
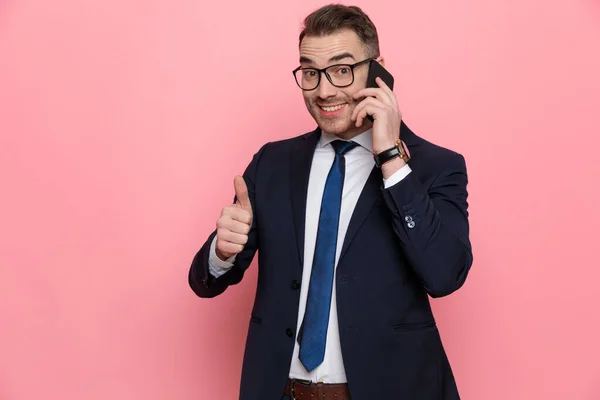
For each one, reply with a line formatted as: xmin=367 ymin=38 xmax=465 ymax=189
xmin=299 ymin=4 xmax=380 ymax=58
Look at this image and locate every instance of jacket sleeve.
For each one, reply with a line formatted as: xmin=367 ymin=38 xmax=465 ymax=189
xmin=381 ymin=152 xmax=473 ymax=298
xmin=188 ymin=143 xmax=268 ymax=298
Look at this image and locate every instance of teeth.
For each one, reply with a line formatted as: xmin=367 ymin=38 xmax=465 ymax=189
xmin=321 ymin=104 xmax=345 ymax=112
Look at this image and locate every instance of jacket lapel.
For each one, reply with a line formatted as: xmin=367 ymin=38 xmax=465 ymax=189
xmin=338 ymin=165 xmax=382 ymax=263
xmin=290 ymin=122 xmax=419 ymax=267
xmin=290 ymin=128 xmax=320 ymax=267
xmin=338 ymin=121 xmax=419 ymax=263
xmin=399 ymin=120 xmax=419 ymax=149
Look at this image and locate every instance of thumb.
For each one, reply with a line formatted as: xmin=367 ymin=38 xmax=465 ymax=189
xmin=234 ymin=176 xmax=251 ymax=212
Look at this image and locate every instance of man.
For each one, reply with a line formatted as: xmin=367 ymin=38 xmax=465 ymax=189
xmin=189 ymin=4 xmax=473 ymax=399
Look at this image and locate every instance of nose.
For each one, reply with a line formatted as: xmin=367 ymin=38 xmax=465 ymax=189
xmin=317 ymin=72 xmax=337 ymax=99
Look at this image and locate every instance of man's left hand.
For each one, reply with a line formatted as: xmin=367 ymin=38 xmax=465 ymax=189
xmin=351 ymin=77 xmax=405 ymax=178
xmin=351 ymin=77 xmax=402 ymax=154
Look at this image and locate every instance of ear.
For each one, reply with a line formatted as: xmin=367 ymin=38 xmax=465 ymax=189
xmin=376 ymin=56 xmax=385 ymax=67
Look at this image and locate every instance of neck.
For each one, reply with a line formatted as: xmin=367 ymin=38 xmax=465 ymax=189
xmin=333 ymin=123 xmax=373 ymax=140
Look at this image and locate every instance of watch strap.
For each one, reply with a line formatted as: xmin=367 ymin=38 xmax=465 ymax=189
xmin=373 ymin=140 xmax=410 ymax=167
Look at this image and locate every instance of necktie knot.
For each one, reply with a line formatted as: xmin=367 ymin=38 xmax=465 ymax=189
xmin=330 ymin=140 xmax=358 ymax=156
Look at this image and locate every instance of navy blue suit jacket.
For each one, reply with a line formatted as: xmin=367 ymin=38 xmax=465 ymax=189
xmin=189 ymin=122 xmax=473 ymax=399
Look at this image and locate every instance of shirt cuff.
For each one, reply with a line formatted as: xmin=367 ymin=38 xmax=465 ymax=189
xmin=383 ymin=164 xmax=412 ymax=189
xmin=208 ymin=235 xmax=236 ymax=278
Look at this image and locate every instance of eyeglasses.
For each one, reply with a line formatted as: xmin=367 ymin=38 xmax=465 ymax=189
xmin=292 ymin=58 xmax=372 ymax=91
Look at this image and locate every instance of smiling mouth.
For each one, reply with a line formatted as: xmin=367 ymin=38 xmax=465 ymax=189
xmin=319 ymin=104 xmax=347 ymax=112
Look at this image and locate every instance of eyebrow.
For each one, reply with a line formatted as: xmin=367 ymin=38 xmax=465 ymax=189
xmin=299 ymin=52 xmax=356 ymax=65
xmin=329 ymin=53 xmax=355 ymax=63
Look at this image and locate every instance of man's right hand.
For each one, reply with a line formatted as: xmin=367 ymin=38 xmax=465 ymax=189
xmin=215 ymin=176 xmax=253 ymax=261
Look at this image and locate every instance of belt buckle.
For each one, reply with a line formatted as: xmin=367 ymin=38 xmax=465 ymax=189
xmin=290 ymin=379 xmax=311 ymax=400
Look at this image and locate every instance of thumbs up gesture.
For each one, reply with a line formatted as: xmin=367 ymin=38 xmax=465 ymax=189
xmin=215 ymin=176 xmax=253 ymax=261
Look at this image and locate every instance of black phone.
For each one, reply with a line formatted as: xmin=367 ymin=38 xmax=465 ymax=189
xmin=365 ymin=60 xmax=395 ymax=122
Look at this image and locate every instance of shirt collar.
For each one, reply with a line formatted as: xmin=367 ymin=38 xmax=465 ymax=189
xmin=319 ymin=128 xmax=374 ymax=153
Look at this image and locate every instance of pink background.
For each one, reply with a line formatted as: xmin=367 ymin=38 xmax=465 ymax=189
xmin=1 ymin=0 xmax=599 ymax=399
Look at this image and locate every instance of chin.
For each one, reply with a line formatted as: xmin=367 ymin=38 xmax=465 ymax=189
xmin=311 ymin=112 xmax=352 ymax=136
xmin=317 ymin=119 xmax=350 ymax=134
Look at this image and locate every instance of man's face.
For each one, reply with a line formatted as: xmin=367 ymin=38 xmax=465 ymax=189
xmin=299 ymin=30 xmax=373 ymax=138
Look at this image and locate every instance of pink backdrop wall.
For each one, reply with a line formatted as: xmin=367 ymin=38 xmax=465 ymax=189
xmin=1 ymin=0 xmax=599 ymax=399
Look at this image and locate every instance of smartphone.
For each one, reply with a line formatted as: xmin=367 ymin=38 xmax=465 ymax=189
xmin=365 ymin=60 xmax=395 ymax=122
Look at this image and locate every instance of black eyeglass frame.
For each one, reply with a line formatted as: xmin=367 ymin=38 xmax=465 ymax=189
xmin=292 ymin=58 xmax=373 ymax=91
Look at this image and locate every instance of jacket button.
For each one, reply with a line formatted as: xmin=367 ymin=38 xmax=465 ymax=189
xmin=291 ymin=280 xmax=301 ymax=290
xmin=286 ymin=328 xmax=294 ymax=338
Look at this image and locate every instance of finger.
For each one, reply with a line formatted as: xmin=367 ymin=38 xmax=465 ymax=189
xmin=352 ymin=97 xmax=386 ymax=125
xmin=356 ymin=104 xmax=385 ymax=127
xmin=353 ymin=86 xmax=395 ymax=107
xmin=353 ymin=101 xmax=368 ymax=127
xmin=351 ymin=101 xmax=364 ymax=126
xmin=375 ymin=77 xmax=398 ymax=107
xmin=217 ymin=229 xmax=249 ymax=246
xmin=232 ymin=210 xmax=252 ymax=226
xmin=233 ymin=176 xmax=251 ymax=210
xmin=351 ymin=96 xmax=380 ymax=120
xmin=220 ymin=209 xmax=252 ymax=227
xmin=354 ymin=76 xmax=396 ymax=104
xmin=230 ymin=206 xmax=253 ymax=225
xmin=375 ymin=76 xmax=391 ymax=91
xmin=216 ymin=239 xmax=244 ymax=256
xmin=219 ymin=217 xmax=251 ymax=235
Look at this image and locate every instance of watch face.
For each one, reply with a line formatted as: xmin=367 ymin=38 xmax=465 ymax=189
xmin=398 ymin=140 xmax=410 ymax=161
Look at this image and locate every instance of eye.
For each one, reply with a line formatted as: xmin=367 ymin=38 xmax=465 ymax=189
xmin=303 ymin=70 xmax=318 ymax=78
xmin=329 ymin=66 xmax=351 ymax=76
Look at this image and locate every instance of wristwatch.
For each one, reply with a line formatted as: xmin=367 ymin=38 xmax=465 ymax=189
xmin=373 ymin=139 xmax=410 ymax=167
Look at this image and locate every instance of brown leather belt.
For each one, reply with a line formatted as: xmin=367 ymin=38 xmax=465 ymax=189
xmin=284 ymin=379 xmax=351 ymax=400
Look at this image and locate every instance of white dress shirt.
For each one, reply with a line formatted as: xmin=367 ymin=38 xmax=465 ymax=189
xmin=208 ymin=129 xmax=412 ymax=383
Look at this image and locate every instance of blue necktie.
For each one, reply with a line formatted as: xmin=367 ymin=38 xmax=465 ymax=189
xmin=299 ymin=139 xmax=358 ymax=372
